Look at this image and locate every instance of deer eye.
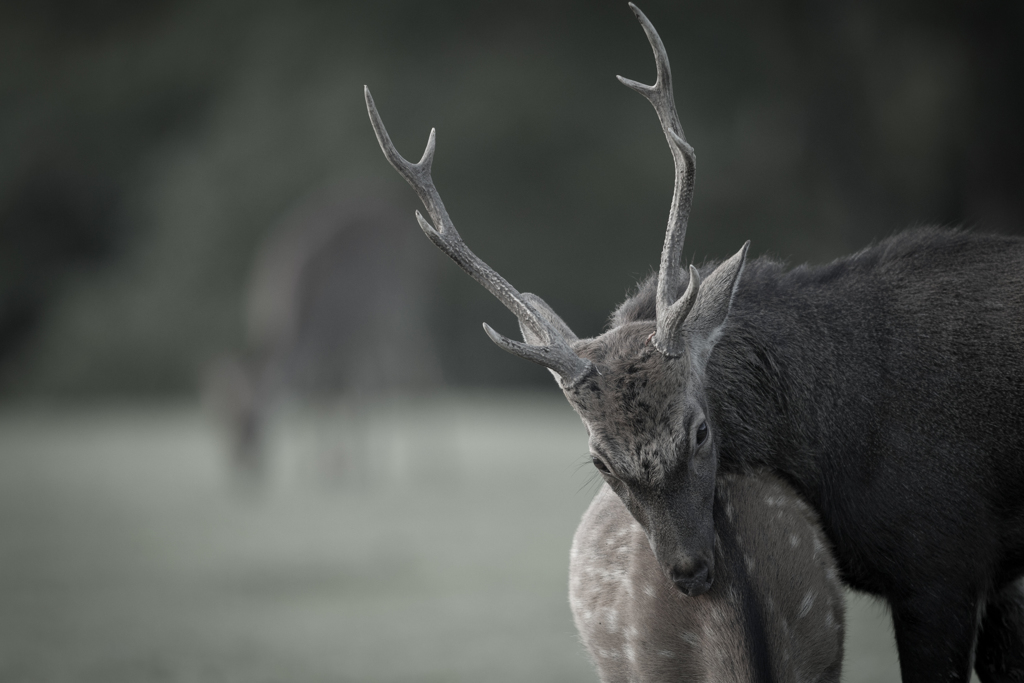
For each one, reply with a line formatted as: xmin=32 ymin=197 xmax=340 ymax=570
xmin=592 ymin=457 xmax=611 ymax=475
xmin=695 ymin=421 xmax=708 ymax=446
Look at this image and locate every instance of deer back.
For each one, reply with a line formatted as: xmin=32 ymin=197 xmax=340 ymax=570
xmin=570 ymin=473 xmax=844 ymax=682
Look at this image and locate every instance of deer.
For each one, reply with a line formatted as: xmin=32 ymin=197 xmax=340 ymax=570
xmin=365 ymin=3 xmax=1024 ymax=682
xmin=571 ymin=471 xmax=843 ymax=681
xmin=365 ymin=7 xmax=845 ymax=680
xmin=204 ymin=182 xmax=441 ymax=476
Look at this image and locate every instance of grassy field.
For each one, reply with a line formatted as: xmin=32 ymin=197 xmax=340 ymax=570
xmin=0 ymin=393 xmax=940 ymax=682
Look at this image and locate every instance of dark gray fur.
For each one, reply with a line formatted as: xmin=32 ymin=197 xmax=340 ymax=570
xmin=571 ymin=473 xmax=844 ymax=682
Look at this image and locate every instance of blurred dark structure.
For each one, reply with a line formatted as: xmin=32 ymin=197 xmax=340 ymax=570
xmin=0 ymin=166 xmax=120 ymax=373
xmin=0 ymin=0 xmax=1021 ymax=397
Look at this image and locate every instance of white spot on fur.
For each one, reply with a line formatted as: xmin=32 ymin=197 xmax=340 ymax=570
xmin=625 ymin=624 xmax=640 ymax=666
xmin=725 ymin=502 xmax=735 ymax=521
xmin=658 ymin=650 xmax=676 ymax=659
xmin=744 ymin=554 xmax=756 ymax=572
xmin=644 ymin=584 xmax=656 ymax=598
xmin=604 ymin=608 xmax=620 ymax=632
xmin=679 ymin=631 xmax=699 ymax=646
xmin=812 ymin=534 xmax=824 ymax=559
xmin=799 ymin=590 xmax=816 ymax=618
xmin=595 ymin=567 xmax=630 ymax=587
xmin=789 ymin=533 xmax=800 ymax=548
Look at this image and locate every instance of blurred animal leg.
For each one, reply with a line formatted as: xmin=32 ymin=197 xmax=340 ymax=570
xmin=976 ymin=578 xmax=1024 ymax=683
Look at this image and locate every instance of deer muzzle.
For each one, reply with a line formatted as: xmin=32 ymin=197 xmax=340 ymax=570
xmin=668 ymin=555 xmax=713 ymax=596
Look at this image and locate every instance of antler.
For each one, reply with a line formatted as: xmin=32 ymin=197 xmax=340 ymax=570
xmin=364 ymin=86 xmax=593 ymax=389
xmin=618 ymin=3 xmax=701 ymax=358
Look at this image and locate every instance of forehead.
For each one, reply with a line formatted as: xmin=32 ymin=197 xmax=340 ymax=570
xmin=565 ymin=322 xmax=691 ymax=434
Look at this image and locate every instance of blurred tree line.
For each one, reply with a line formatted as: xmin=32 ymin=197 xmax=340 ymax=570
xmin=0 ymin=0 xmax=1021 ymax=397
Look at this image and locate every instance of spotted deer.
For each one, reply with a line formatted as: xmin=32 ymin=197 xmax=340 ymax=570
xmin=571 ymin=473 xmax=843 ymax=681
xmin=366 ymin=3 xmax=1024 ymax=682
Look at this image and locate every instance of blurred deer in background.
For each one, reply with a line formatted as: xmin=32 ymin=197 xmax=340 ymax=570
xmin=205 ymin=183 xmax=441 ymax=477
xmin=365 ymin=5 xmax=847 ymax=679
xmin=368 ymin=3 xmax=1024 ymax=680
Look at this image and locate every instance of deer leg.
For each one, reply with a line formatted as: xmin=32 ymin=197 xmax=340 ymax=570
xmin=890 ymin=585 xmax=983 ymax=683
xmin=975 ymin=578 xmax=1024 ymax=683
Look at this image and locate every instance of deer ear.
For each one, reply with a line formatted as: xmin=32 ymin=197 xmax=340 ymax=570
xmin=517 ymin=293 xmax=580 ymax=347
xmin=681 ymin=241 xmax=749 ymax=367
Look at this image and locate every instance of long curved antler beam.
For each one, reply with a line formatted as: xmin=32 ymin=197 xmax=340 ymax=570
xmin=618 ymin=2 xmax=700 ymax=358
xmin=364 ymin=86 xmax=593 ymax=388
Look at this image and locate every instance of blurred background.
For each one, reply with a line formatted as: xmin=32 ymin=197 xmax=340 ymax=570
xmin=0 ymin=0 xmax=1017 ymax=679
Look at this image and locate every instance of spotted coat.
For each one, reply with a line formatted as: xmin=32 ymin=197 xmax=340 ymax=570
xmin=570 ymin=474 xmax=844 ymax=683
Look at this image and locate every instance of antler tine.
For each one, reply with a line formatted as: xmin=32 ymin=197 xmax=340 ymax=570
xmin=364 ymin=86 xmax=593 ymax=388
xmin=618 ymin=3 xmax=699 ymax=357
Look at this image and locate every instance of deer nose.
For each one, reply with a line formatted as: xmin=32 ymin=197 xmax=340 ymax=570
xmin=669 ymin=557 xmax=712 ymax=596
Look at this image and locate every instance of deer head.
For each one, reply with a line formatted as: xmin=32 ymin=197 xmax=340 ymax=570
xmin=365 ymin=3 xmax=748 ymax=597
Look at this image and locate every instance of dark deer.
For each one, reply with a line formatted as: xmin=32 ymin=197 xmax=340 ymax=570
xmin=366 ymin=4 xmax=1024 ymax=681
xmin=365 ymin=7 xmax=845 ymax=680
